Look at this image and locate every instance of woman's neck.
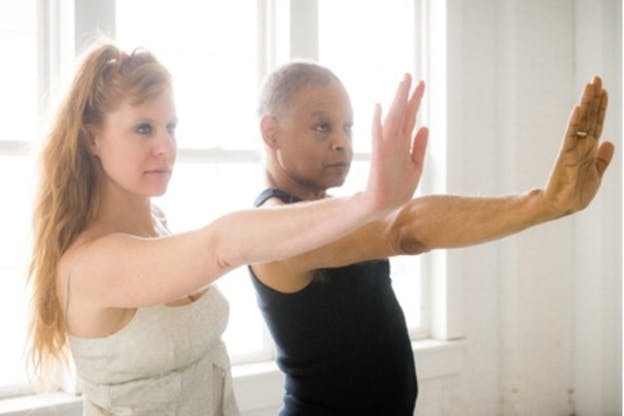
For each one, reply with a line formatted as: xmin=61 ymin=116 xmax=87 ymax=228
xmin=95 ymin=182 xmax=156 ymax=237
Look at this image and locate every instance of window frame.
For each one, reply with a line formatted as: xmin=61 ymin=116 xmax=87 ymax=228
xmin=301 ymin=0 xmax=434 ymax=340
xmin=0 ymin=0 xmax=63 ymax=399
xmin=0 ymin=0 xmax=461 ymax=408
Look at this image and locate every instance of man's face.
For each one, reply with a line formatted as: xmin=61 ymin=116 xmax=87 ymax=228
xmin=272 ymin=83 xmax=354 ymax=193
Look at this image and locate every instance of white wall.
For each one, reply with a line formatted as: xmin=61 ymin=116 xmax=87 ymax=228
xmin=573 ymin=1 xmax=622 ymax=414
xmin=416 ymin=0 xmax=621 ymax=415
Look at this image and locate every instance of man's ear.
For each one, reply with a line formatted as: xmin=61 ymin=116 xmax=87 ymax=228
xmin=260 ymin=115 xmax=280 ymax=150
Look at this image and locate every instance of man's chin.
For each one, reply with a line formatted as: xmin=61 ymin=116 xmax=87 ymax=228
xmin=324 ymin=176 xmax=348 ymax=191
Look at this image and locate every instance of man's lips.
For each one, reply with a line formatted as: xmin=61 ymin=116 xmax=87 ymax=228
xmin=325 ymin=162 xmax=350 ymax=169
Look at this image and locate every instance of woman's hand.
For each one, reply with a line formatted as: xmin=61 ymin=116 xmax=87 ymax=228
xmin=365 ymin=74 xmax=429 ymax=214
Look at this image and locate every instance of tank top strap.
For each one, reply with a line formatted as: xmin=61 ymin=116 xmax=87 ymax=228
xmin=254 ymin=188 xmax=301 ymax=207
xmin=64 ymin=271 xmax=71 ymax=328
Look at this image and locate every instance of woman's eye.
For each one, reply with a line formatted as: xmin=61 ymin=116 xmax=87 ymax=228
xmin=344 ymin=124 xmax=353 ymax=137
xmin=136 ymin=123 xmax=153 ymax=135
xmin=167 ymin=123 xmax=177 ymax=136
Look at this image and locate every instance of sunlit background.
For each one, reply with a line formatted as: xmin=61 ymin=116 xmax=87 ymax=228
xmin=0 ymin=0 xmax=426 ymax=393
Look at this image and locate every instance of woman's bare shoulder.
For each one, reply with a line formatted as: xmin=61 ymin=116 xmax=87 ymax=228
xmin=56 ymin=223 xmax=119 ymax=289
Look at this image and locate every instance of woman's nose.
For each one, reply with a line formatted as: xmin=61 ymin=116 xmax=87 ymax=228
xmin=153 ymin=130 xmax=176 ymax=157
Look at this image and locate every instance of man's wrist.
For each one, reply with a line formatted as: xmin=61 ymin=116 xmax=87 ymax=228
xmin=524 ymin=188 xmax=560 ymax=225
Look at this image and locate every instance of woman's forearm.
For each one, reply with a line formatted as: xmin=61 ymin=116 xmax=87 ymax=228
xmin=210 ymin=192 xmax=379 ymax=268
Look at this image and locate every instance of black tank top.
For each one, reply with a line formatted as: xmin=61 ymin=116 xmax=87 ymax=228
xmin=250 ymin=188 xmax=417 ymax=415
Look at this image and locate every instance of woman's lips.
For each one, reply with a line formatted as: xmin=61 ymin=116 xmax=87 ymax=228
xmin=144 ymin=168 xmax=171 ymax=176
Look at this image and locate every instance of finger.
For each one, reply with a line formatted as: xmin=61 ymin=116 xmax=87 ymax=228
xmin=587 ymin=94 xmax=601 ymax=135
xmin=592 ymin=75 xmax=603 ymax=93
xmin=593 ymin=90 xmax=608 ymax=139
xmin=371 ymin=103 xmax=382 ymax=150
xmin=410 ymin=127 xmax=429 ymax=169
xmin=577 ymin=82 xmax=595 ymax=133
xmin=402 ymin=81 xmax=425 ymax=136
xmin=562 ymin=105 xmax=581 ymax=151
xmin=587 ymin=77 xmax=603 ymax=134
xmin=384 ymin=74 xmax=412 ymax=140
xmin=595 ymin=140 xmax=615 ymax=177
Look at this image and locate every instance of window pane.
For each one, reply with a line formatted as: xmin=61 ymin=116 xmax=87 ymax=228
xmin=331 ymin=160 xmax=423 ymax=330
xmin=390 ymin=256 xmax=423 ymax=329
xmin=117 ymin=2 xmax=271 ymax=361
xmin=0 ymin=0 xmax=38 ymax=394
xmin=318 ymin=1 xmax=423 ymax=331
xmin=0 ymin=155 xmax=37 ymax=390
xmin=318 ymin=0 xmax=415 ymax=153
xmin=116 ymin=1 xmax=259 ymax=150
xmin=0 ymin=0 xmax=37 ymax=143
xmin=152 ymin=160 xmax=270 ymax=360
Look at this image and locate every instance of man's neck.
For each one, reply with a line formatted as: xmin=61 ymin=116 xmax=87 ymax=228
xmin=264 ymin=169 xmax=326 ymax=201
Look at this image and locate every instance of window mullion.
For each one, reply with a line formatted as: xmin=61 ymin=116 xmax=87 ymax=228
xmin=74 ymin=0 xmax=115 ymax=53
xmin=0 ymin=141 xmax=31 ymax=156
xmin=36 ymin=0 xmax=60 ymax=126
xmin=289 ymin=0 xmax=318 ymax=60
xmin=176 ymin=148 xmax=261 ymax=164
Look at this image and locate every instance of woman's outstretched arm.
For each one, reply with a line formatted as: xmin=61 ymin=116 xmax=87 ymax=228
xmin=62 ymin=74 xmax=429 ymax=308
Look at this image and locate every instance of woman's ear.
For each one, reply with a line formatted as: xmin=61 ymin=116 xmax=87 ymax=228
xmin=85 ymin=125 xmax=100 ymax=156
xmin=260 ymin=116 xmax=279 ymax=150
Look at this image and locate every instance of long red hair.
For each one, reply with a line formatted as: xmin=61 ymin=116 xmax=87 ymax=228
xmin=27 ymin=40 xmax=171 ymax=386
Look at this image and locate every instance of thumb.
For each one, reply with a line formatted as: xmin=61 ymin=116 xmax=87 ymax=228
xmin=371 ymin=103 xmax=382 ymax=145
xmin=595 ymin=140 xmax=615 ymax=176
xmin=411 ymin=127 xmax=429 ymax=167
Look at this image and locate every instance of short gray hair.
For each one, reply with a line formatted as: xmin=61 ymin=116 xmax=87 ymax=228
xmin=257 ymin=61 xmax=343 ymax=117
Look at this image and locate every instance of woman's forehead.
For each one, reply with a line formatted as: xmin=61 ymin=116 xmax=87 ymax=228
xmin=104 ymin=91 xmax=176 ymax=123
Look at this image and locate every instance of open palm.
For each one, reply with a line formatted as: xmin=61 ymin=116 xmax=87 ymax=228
xmin=543 ymin=76 xmax=614 ymax=216
xmin=366 ymin=74 xmax=429 ymax=212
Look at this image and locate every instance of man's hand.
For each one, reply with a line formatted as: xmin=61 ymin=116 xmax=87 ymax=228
xmin=542 ymin=75 xmax=615 ymax=217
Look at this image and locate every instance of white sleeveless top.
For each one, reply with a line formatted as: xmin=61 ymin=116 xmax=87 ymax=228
xmin=68 ymin=286 xmax=239 ymax=415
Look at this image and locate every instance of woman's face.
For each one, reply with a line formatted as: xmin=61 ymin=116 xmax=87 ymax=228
xmin=273 ymin=82 xmax=354 ymax=193
xmin=92 ymin=89 xmax=177 ymax=197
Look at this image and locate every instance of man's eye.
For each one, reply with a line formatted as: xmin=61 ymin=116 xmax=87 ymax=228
xmin=136 ymin=123 xmax=153 ymax=135
xmin=315 ymin=123 xmax=331 ymax=133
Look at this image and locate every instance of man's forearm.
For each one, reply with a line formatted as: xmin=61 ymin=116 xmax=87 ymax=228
xmin=393 ymin=189 xmax=558 ymax=252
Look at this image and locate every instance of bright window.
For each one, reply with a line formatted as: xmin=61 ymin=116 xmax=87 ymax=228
xmin=0 ymin=0 xmax=38 ymax=396
xmin=115 ymin=0 xmax=429 ymax=361
xmin=0 ymin=1 xmax=38 ymax=144
xmin=115 ymin=1 xmax=271 ymax=362
xmin=115 ymin=1 xmax=259 ymax=150
xmin=317 ymin=0 xmax=426 ymax=333
xmin=0 ymin=1 xmax=431 ymax=399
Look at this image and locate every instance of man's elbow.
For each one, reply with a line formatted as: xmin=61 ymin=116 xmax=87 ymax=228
xmin=394 ymin=228 xmax=430 ymax=255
